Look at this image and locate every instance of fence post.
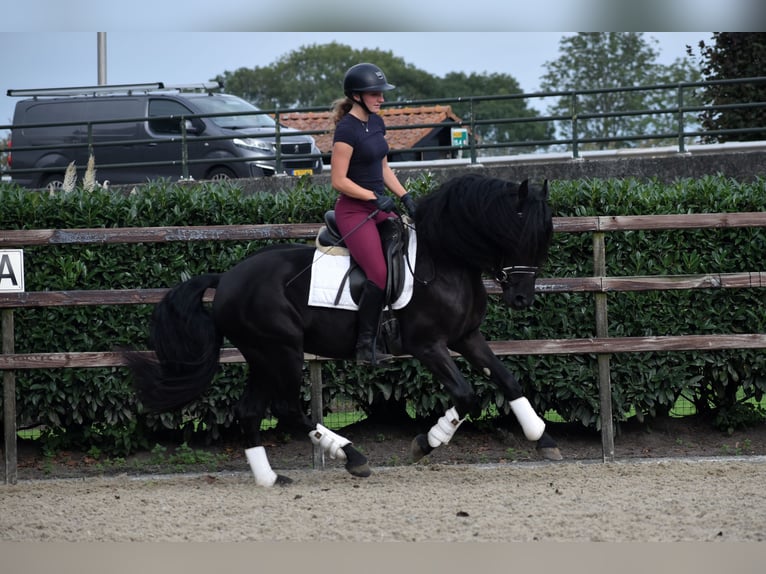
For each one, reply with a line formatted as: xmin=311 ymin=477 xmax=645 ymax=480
xmin=677 ymin=84 xmax=686 ymax=154
xmin=87 ymin=123 xmax=94 ymax=158
xmin=2 ymin=309 xmax=17 ymax=484
xmin=180 ymin=117 xmax=190 ymax=180
xmin=274 ymin=112 xmax=283 ymax=175
xmin=468 ymin=100 xmax=478 ymax=165
xmin=593 ymin=231 xmax=615 ymax=462
xmin=309 ymin=359 xmax=325 ymax=469
xmin=569 ymin=91 xmax=579 ymax=159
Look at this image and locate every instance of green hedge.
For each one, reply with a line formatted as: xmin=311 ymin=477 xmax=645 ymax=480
xmin=499 ymin=177 xmax=766 ymax=432
xmin=1 ymin=174 xmax=765 ymax=454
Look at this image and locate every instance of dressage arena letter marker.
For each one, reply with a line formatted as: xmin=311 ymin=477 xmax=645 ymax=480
xmin=0 ymin=250 xmax=25 ymax=293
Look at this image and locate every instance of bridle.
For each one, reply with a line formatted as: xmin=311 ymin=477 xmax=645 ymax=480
xmin=494 ymin=264 xmax=538 ymax=287
xmin=493 ymin=208 xmax=541 ymax=287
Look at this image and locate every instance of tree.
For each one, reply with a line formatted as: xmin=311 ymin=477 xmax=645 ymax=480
xmin=690 ymin=33 xmax=766 ymax=143
xmin=216 ymin=42 xmax=438 ymax=110
xmin=215 ymin=42 xmax=549 ymax=150
xmin=540 ymin=33 xmax=702 ymax=150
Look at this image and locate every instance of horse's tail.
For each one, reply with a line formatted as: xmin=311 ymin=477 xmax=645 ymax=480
xmin=126 ymin=273 xmax=223 ymax=412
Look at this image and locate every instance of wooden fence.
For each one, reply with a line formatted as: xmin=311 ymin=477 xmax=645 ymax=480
xmin=2 ymin=213 xmax=766 ymax=483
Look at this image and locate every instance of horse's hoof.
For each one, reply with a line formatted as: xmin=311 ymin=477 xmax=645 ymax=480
xmin=342 ymin=444 xmax=372 ymax=477
xmin=538 ymin=447 xmax=563 ymax=461
xmin=275 ymin=474 xmax=293 ymax=486
xmin=410 ymin=434 xmax=433 ymax=463
xmin=345 ymin=462 xmax=372 ymax=478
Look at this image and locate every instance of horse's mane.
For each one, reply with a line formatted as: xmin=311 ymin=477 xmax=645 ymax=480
xmin=413 ymin=173 xmax=553 ymax=272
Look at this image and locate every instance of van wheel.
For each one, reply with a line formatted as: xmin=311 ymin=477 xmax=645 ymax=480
xmin=42 ymin=174 xmax=66 ymax=191
xmin=207 ymin=167 xmax=236 ymax=181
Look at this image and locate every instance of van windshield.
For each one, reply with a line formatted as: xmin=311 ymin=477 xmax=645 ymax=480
xmin=192 ymin=95 xmax=276 ymax=129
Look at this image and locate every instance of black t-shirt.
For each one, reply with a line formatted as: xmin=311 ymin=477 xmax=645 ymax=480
xmin=333 ymin=113 xmax=389 ymax=194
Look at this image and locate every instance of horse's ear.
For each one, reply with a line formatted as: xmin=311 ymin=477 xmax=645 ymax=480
xmin=542 ymin=179 xmax=549 ymax=201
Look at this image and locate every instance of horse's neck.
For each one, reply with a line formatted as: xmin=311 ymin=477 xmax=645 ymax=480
xmin=416 ymin=246 xmax=483 ymax=287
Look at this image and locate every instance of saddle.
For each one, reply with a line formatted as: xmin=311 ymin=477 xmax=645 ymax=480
xmin=316 ymin=210 xmax=409 ymax=306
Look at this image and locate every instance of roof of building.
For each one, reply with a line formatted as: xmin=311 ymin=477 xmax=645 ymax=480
xmin=279 ymin=105 xmax=464 ymax=154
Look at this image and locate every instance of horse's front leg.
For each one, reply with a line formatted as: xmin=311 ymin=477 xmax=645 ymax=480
xmin=451 ymin=331 xmax=563 ymax=461
xmin=407 ymin=343 xmax=479 ymax=462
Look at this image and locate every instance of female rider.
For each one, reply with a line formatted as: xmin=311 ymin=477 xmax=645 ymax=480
xmin=330 ymin=63 xmax=417 ymax=365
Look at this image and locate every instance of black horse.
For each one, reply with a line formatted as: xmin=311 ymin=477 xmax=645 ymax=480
xmin=126 ymin=173 xmax=561 ymax=486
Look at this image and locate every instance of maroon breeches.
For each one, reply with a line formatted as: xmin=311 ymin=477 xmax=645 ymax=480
xmin=334 ymin=194 xmax=398 ymax=291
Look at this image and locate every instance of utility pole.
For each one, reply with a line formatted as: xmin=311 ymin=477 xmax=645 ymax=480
xmin=97 ymin=33 xmax=107 ymax=85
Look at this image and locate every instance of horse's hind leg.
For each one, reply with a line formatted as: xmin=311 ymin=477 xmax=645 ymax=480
xmin=308 ymin=423 xmax=371 ymax=478
xmin=235 ymin=372 xmax=293 ymax=487
xmin=240 ymin=344 xmax=371 ymax=482
xmin=236 ymin=342 xmax=324 ymax=486
xmin=264 ymin=345 xmax=371 ymax=478
xmin=269 ymin=366 xmax=371 ymax=477
xmin=270 ymin=356 xmax=370 ymax=478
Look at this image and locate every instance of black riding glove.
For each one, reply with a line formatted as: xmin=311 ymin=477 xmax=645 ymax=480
xmin=373 ymin=194 xmax=396 ymax=213
xmin=401 ymin=193 xmax=417 ymax=218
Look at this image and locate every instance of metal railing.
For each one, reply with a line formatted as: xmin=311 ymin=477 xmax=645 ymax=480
xmin=1 ymin=76 xmax=766 ymax=184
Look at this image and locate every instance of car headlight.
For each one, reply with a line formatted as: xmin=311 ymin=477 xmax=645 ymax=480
xmin=233 ymin=138 xmax=273 ymax=152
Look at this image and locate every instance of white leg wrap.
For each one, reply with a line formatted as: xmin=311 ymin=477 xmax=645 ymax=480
xmin=427 ymin=406 xmax=464 ymax=448
xmin=510 ymin=397 xmax=546 ymax=441
xmin=309 ymin=423 xmax=350 ymax=461
xmin=245 ymin=446 xmax=278 ymax=487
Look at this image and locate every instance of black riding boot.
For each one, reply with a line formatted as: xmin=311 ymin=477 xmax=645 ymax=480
xmin=355 ymin=280 xmax=394 ymax=366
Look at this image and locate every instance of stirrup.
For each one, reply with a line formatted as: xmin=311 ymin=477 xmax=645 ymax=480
xmin=355 ymin=346 xmax=394 ymax=366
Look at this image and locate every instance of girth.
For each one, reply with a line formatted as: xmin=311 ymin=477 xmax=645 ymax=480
xmin=316 ymin=210 xmax=408 ymax=306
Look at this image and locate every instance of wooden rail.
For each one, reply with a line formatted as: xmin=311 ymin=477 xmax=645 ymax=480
xmin=2 ymin=212 xmax=766 ymax=483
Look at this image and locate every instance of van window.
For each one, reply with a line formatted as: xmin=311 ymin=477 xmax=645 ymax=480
xmin=191 ymin=95 xmax=275 ymax=129
xmin=18 ymin=98 xmax=143 ymax=140
xmin=88 ymin=99 xmax=143 ymax=137
xmin=148 ymin=99 xmax=194 ymax=134
xmin=18 ymin=102 xmax=77 ymax=139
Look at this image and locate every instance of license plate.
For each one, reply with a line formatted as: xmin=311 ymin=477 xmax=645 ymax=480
xmin=291 ymin=169 xmax=313 ymax=176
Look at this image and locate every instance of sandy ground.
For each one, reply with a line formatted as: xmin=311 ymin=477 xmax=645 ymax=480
xmin=2 ymin=456 xmax=764 ymax=543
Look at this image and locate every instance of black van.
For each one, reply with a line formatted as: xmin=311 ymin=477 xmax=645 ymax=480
xmin=7 ymin=82 xmax=323 ymax=188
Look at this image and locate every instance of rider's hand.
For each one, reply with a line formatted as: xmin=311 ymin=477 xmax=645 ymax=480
xmin=401 ymin=193 xmax=417 ymax=218
xmin=373 ymin=194 xmax=395 ymax=213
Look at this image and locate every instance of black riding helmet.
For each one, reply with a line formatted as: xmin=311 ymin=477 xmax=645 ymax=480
xmin=343 ymin=63 xmax=395 ymax=113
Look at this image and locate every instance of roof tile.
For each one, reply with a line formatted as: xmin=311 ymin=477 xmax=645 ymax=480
xmin=279 ymin=105 xmax=463 ymax=154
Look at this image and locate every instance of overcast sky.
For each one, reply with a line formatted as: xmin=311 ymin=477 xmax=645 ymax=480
xmin=3 ymin=0 xmax=763 ymax=31
xmin=0 ymin=32 xmax=711 ymax=128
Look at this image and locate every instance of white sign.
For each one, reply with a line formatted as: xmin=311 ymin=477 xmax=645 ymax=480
xmin=0 ymin=249 xmax=25 ymax=292
xmin=451 ymin=127 xmax=468 ymax=147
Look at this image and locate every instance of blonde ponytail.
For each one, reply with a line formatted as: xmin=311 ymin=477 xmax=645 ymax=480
xmin=331 ymin=97 xmax=354 ymax=125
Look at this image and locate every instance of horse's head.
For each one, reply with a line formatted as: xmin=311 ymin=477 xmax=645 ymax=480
xmin=495 ymin=263 xmax=539 ymax=310
xmin=415 ymin=174 xmax=553 ymax=310
xmin=494 ymin=179 xmax=553 ymax=310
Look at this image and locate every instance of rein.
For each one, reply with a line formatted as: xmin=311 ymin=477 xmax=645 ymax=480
xmin=404 ymin=219 xmax=539 ymax=289
xmin=494 ymin=264 xmax=538 ymax=287
xmin=401 ymin=219 xmax=436 ymax=287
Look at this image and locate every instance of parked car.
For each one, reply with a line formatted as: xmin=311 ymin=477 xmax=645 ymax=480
xmin=6 ymin=82 xmax=323 ymax=188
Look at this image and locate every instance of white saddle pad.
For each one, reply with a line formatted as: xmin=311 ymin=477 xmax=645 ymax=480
xmin=308 ymin=226 xmax=417 ymax=311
